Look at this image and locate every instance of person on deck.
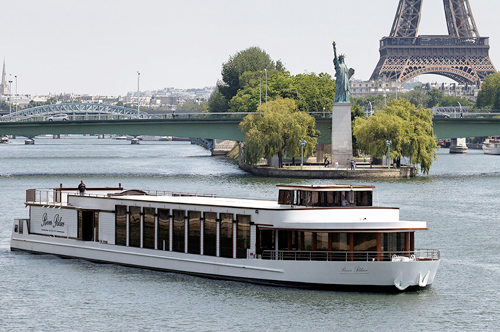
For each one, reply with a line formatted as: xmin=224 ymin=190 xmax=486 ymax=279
xmin=78 ymin=181 xmax=86 ymax=196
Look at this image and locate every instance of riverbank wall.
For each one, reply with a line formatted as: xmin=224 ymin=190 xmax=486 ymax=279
xmin=240 ymin=165 xmax=416 ymax=179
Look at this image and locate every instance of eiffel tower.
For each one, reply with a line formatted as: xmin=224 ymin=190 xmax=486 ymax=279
xmin=370 ymin=0 xmax=496 ymax=85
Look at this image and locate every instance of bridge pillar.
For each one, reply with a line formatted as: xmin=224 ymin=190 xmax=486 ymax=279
xmin=316 ymin=144 xmax=325 ymax=163
xmin=211 ymin=139 xmax=237 ymax=156
xmin=331 ymin=103 xmax=353 ymax=168
xmin=449 ymin=138 xmax=468 ymax=154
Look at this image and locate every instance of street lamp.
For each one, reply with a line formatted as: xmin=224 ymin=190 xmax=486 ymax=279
xmin=458 ymin=102 xmax=462 ymax=118
xmin=386 ymin=139 xmax=392 ymax=169
xmin=259 ymin=71 xmax=262 ymax=105
xmin=15 ymin=75 xmax=18 ymax=121
xmin=8 ymin=80 xmax=12 ymax=121
xmin=299 ymin=140 xmax=307 ymax=170
xmin=366 ymin=101 xmax=373 ymax=118
xmin=264 ymin=68 xmax=267 ymax=103
xmin=137 ymin=71 xmax=140 ymax=117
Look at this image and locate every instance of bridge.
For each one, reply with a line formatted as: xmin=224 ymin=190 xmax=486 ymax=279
xmin=0 ymin=103 xmax=158 ymax=122
xmin=0 ymin=103 xmax=499 ymax=142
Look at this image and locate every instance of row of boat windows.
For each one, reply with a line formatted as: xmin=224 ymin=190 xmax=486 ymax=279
xmin=278 ymin=190 xmax=373 ymax=207
xmin=259 ymin=230 xmax=411 ymax=253
xmin=114 ymin=206 xmax=251 ymax=259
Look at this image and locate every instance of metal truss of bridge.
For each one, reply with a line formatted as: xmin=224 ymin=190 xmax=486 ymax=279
xmin=0 ymin=103 xmax=160 ymax=122
xmin=370 ymin=0 xmax=496 ymax=85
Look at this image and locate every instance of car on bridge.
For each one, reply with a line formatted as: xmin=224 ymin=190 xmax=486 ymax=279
xmin=45 ymin=114 xmax=70 ymax=121
xmin=433 ymin=114 xmax=450 ymax=119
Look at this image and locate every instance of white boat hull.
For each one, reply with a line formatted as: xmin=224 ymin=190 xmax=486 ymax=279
xmin=483 ymin=146 xmax=500 ymax=155
xmin=11 ymin=230 xmax=439 ymax=289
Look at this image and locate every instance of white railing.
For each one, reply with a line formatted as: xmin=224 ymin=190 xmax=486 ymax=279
xmin=25 ymin=188 xmax=217 ymax=205
xmin=261 ymin=250 xmax=440 ymax=262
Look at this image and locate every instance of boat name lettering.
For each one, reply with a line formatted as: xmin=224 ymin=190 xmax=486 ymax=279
xmin=41 ymin=213 xmax=65 ymax=228
xmin=340 ymin=266 xmax=368 ymax=274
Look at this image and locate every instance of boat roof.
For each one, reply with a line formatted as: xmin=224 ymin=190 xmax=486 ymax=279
xmin=108 ymin=194 xmax=282 ymax=210
xmin=276 ymin=184 xmax=375 ymax=192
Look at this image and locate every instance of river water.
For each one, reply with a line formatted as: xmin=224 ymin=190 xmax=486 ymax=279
xmin=0 ymin=137 xmax=499 ymax=331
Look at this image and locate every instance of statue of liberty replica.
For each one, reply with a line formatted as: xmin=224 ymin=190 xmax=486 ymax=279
xmin=332 ymin=41 xmax=355 ymax=103
xmin=331 ymin=40 xmax=354 ymax=168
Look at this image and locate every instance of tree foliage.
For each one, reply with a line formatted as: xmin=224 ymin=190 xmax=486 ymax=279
xmin=218 ymin=47 xmax=284 ymax=104
xmin=176 ymin=100 xmax=208 ymax=112
xmin=477 ymin=72 xmax=500 ymax=110
xmin=207 ymin=86 xmax=229 ymax=113
xmin=353 ymin=99 xmax=437 ymax=174
xmin=239 ymin=98 xmax=318 ymax=167
xmin=352 ymin=85 xmax=474 ymax=113
xmin=229 ymin=71 xmax=336 ymax=113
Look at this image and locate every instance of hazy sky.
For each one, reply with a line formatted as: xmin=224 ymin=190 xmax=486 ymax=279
xmin=2 ymin=0 xmax=499 ymax=96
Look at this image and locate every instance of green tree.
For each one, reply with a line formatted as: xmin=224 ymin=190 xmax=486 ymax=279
xmin=353 ymin=99 xmax=437 ymax=174
xmin=207 ymin=86 xmax=229 ymax=113
xmin=426 ymin=89 xmax=444 ymax=108
xmin=219 ymin=47 xmax=284 ymax=103
xmin=477 ymin=72 xmax=500 ymax=110
xmin=176 ymin=100 xmax=208 ymax=112
xmin=293 ymin=72 xmax=336 ymax=112
xmin=239 ymin=98 xmax=318 ymax=167
xmin=229 ymin=71 xmax=336 ymax=113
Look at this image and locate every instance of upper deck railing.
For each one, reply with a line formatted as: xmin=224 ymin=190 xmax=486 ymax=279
xmin=25 ymin=188 xmax=217 ymax=205
xmin=261 ymin=250 xmax=440 ymax=262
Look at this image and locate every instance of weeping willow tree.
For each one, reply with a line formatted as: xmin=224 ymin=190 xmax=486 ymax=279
xmin=353 ymin=98 xmax=437 ymax=174
xmin=239 ymin=98 xmax=318 ymax=167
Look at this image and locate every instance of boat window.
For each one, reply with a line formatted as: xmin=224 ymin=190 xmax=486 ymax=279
xmin=220 ymin=213 xmax=233 ymax=258
xmin=298 ymin=191 xmax=312 ymax=206
xmin=382 ymin=233 xmax=405 ymax=252
xmin=258 ymin=229 xmax=275 ymax=255
xmin=129 ymin=206 xmax=141 ymax=248
xmin=347 ymin=191 xmax=356 ymax=206
xmin=143 ymin=207 xmax=155 ymax=249
xmin=172 ymin=210 xmax=185 ymax=253
xmin=315 ymin=232 xmax=329 ymax=251
xmin=115 ymin=205 xmax=127 ymax=246
xmin=278 ymin=190 xmax=291 ymax=205
xmin=203 ymin=212 xmax=217 ymax=256
xmin=236 ymin=215 xmax=251 ymax=258
xmin=94 ymin=212 xmax=99 ymax=242
xmin=331 ymin=233 xmax=350 ymax=251
xmin=353 ymin=233 xmax=377 ymax=251
xmin=188 ymin=211 xmax=201 ymax=254
xmin=303 ymin=232 xmax=313 ymax=251
xmin=157 ymin=209 xmax=169 ymax=251
xmin=311 ymin=192 xmax=320 ymax=206
xmin=356 ymin=191 xmax=372 ymax=206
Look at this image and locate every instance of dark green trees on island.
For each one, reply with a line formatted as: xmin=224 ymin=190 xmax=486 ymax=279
xmin=353 ymin=99 xmax=437 ymax=174
xmin=239 ymin=98 xmax=318 ymax=168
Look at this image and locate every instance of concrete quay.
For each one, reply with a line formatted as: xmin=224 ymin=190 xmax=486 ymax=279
xmin=240 ymin=164 xmax=416 ymax=179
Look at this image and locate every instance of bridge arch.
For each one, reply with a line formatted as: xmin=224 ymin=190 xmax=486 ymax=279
xmin=398 ymin=57 xmax=484 ymax=85
xmin=0 ymin=103 xmax=160 ymax=122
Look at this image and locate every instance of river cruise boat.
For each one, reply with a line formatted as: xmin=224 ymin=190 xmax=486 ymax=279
xmin=482 ymin=137 xmax=500 ymax=155
xmin=10 ymin=184 xmax=440 ymax=291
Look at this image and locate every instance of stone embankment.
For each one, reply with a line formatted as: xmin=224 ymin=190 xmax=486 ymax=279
xmin=240 ymin=165 xmax=416 ymax=179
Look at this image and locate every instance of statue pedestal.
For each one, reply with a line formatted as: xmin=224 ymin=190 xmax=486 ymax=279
xmin=331 ymin=103 xmax=353 ymax=168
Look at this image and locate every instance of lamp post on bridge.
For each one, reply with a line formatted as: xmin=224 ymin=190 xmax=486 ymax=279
xmin=299 ymin=140 xmax=306 ymax=170
xmin=8 ymin=80 xmax=12 ymax=121
xmin=386 ymin=139 xmax=392 ymax=169
xmin=137 ymin=71 xmax=140 ymax=118
xmin=259 ymin=71 xmax=262 ymax=106
xmin=264 ymin=68 xmax=267 ymax=103
xmin=15 ymin=75 xmax=18 ymax=122
xmin=458 ymin=102 xmax=463 ymax=118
